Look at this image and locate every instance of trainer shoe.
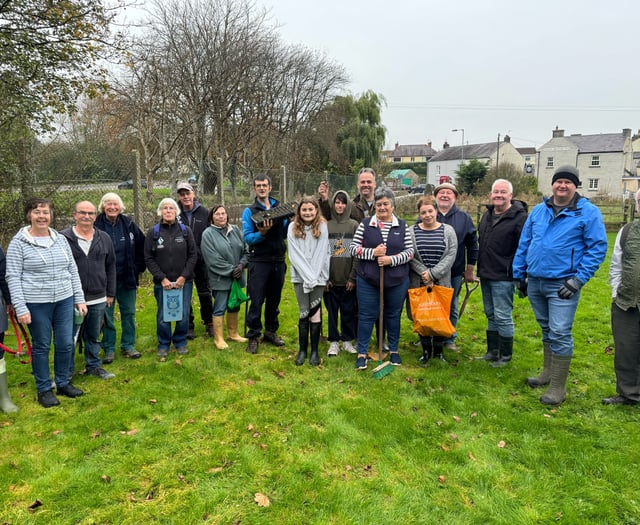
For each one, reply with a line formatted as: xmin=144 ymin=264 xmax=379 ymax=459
xmin=157 ymin=349 xmax=169 ymax=360
xmin=87 ymin=367 xmax=115 ymax=380
xmin=355 ymin=356 xmax=368 ymax=370
xmin=176 ymin=347 xmax=188 ymax=355
xmin=342 ymin=341 xmax=357 ymax=354
xmin=57 ymin=383 xmax=84 ymax=398
xmin=37 ymin=390 xmax=60 ymax=408
xmin=102 ymin=352 xmax=115 ymax=364
xmin=122 ymin=349 xmax=141 ymax=359
xmin=390 ymin=352 xmax=402 ymax=366
xmin=327 ymin=341 xmax=340 ymax=357
xmin=187 ymin=328 xmax=196 ymax=340
xmin=444 ymin=342 xmax=458 ymax=352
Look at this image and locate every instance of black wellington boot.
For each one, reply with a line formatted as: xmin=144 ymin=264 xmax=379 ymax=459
xmin=419 ymin=336 xmax=433 ymax=364
xmin=295 ymin=319 xmax=309 ymax=366
xmin=309 ymin=322 xmax=322 ymax=366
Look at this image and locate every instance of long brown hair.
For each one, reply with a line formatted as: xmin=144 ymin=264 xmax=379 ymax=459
xmin=292 ymin=196 xmax=325 ymax=239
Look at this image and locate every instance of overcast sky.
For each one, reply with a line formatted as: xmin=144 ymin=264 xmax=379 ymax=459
xmin=266 ymin=0 xmax=640 ymax=150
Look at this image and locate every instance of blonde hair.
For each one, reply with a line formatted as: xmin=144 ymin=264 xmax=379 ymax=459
xmin=292 ymin=196 xmax=325 ymax=239
xmin=98 ymin=193 xmax=125 ymax=213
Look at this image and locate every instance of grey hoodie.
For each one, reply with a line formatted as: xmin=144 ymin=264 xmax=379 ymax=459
xmin=6 ymin=226 xmax=85 ymax=317
xmin=327 ymin=190 xmax=359 ymax=286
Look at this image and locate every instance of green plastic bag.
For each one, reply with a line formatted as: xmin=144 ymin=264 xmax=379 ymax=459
xmin=227 ymin=279 xmax=248 ymax=310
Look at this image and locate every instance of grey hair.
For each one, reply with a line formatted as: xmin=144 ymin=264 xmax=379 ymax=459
xmin=491 ymin=179 xmax=513 ymax=193
xmin=98 ymin=193 xmax=125 ymax=213
xmin=156 ymin=197 xmax=180 ymax=217
xmin=374 ymin=187 xmax=395 ymax=207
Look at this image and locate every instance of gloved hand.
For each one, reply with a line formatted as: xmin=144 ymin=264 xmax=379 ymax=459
xmin=558 ymin=277 xmax=582 ymax=299
xmin=515 ymin=278 xmax=528 ymax=298
xmin=232 ymin=264 xmax=244 ymax=280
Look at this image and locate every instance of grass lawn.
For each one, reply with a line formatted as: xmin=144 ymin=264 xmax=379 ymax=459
xmin=1 ymin=233 xmax=640 ymax=524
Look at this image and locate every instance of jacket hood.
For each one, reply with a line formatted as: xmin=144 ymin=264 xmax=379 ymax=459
xmin=330 ymin=190 xmax=353 ymax=223
xmin=16 ymin=226 xmax=60 ymax=245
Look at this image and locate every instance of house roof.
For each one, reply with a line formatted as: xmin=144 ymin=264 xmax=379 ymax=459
xmin=517 ymin=147 xmax=537 ymax=155
xmin=543 ymin=133 xmax=627 ymax=153
xmin=387 ymin=169 xmax=415 ymax=178
xmin=429 ymin=142 xmax=498 ymax=162
xmin=388 ymin=143 xmax=438 ymax=157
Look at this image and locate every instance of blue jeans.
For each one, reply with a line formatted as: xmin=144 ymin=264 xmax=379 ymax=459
xmin=527 ymin=277 xmax=580 ymax=357
xmin=356 ymin=275 xmax=409 ymax=355
xmin=444 ymin=274 xmax=463 ymax=344
xmin=79 ymin=302 xmax=107 ymax=371
xmin=27 ymin=296 xmax=74 ymax=392
xmin=153 ymin=282 xmax=193 ymax=350
xmin=481 ymin=279 xmax=516 ymax=337
xmin=212 ymin=289 xmax=230 ymax=317
xmin=102 ymin=284 xmax=138 ymax=353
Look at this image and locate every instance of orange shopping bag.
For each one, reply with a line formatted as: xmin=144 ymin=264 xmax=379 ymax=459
xmin=408 ymin=285 xmax=455 ymax=338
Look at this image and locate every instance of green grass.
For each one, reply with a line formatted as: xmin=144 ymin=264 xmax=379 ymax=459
xmin=2 ymin=233 xmax=640 ymax=524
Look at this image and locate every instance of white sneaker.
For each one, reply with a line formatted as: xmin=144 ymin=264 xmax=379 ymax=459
xmin=342 ymin=341 xmax=357 ymax=354
xmin=327 ymin=341 xmax=340 ymax=357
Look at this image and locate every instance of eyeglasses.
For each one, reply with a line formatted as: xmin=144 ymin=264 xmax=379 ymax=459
xmin=75 ymin=210 xmax=96 ymax=216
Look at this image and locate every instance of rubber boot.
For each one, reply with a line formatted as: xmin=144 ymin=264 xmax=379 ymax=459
xmin=483 ymin=330 xmax=500 ymax=361
xmin=491 ymin=335 xmax=513 ymax=368
xmin=418 ymin=336 xmax=432 ymax=364
xmin=540 ymin=354 xmax=572 ymax=406
xmin=227 ymin=312 xmax=248 ymax=343
xmin=0 ymin=358 xmax=19 ymax=413
xmin=309 ymin=322 xmax=321 ymax=366
xmin=526 ymin=342 xmax=552 ymax=388
xmin=433 ymin=340 xmax=446 ymax=362
xmin=295 ymin=319 xmax=309 ymax=366
xmin=212 ymin=316 xmax=228 ymax=349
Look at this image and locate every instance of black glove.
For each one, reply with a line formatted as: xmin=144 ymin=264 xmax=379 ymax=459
xmin=515 ymin=278 xmax=528 ymax=298
xmin=232 ymin=264 xmax=243 ymax=280
xmin=557 ymin=277 xmax=582 ymax=299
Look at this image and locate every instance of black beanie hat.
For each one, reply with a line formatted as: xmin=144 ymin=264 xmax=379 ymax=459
xmin=552 ymin=165 xmax=580 ymax=186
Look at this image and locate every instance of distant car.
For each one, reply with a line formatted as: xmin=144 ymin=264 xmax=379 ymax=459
xmin=117 ymin=179 xmax=148 ymax=190
xmin=410 ymin=184 xmax=427 ymax=194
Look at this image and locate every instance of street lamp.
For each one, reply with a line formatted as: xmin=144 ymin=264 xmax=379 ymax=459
xmin=451 ymin=128 xmax=465 ymax=169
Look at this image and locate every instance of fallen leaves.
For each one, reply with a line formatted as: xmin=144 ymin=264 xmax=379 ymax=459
xmin=120 ymin=429 xmax=140 ymax=436
xmin=28 ymin=499 xmax=43 ymax=512
xmin=254 ymin=492 xmax=270 ymax=507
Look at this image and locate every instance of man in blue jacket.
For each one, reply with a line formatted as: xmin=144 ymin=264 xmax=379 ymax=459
xmin=513 ymin=165 xmax=607 ymax=406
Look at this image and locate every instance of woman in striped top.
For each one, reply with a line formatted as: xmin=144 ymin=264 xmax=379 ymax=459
xmin=350 ymin=187 xmax=413 ymax=370
xmin=409 ymin=196 xmax=457 ymax=363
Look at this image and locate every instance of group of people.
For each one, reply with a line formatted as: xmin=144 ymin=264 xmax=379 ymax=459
xmin=0 ymin=164 xmax=638 ymax=411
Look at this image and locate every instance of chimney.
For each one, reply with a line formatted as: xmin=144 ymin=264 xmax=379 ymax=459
xmin=443 ymin=140 xmax=449 ymax=149
xmin=503 ymin=134 xmax=511 ymax=143
xmin=395 ymin=142 xmax=399 ymax=150
xmin=552 ymin=126 xmax=564 ymax=138
xmin=427 ymin=141 xmax=432 ymax=149
xmin=623 ymin=128 xmax=631 ymax=137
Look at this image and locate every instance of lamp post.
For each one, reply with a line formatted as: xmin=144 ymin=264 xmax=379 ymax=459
xmin=451 ymin=128 xmax=465 ymax=172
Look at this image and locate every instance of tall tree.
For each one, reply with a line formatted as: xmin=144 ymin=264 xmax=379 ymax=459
xmin=0 ymin=0 xmax=124 ymax=131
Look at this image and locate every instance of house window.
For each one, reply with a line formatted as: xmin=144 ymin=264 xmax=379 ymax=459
xmin=524 ymin=155 xmax=531 ymax=162
xmin=546 ymin=157 xmax=554 ymax=168
xmin=591 ymin=155 xmax=600 ymax=167
xmin=393 ymin=157 xmax=401 ymax=163
xmin=588 ymin=178 xmax=599 ymax=190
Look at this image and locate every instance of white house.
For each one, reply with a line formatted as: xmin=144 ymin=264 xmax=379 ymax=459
xmin=427 ymin=135 xmax=524 ymax=187
xmin=536 ymin=127 xmax=634 ymax=197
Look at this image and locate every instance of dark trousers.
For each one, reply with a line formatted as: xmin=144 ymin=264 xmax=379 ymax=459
xmin=324 ymin=285 xmax=356 ymax=342
xmin=611 ymin=303 xmax=640 ymax=402
xmin=246 ymin=260 xmax=286 ymax=339
xmin=189 ymin=259 xmax=213 ymax=328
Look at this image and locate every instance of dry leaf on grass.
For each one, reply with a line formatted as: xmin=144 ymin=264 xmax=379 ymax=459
xmin=52 ymin=430 xmax=62 ymax=435
xmin=468 ymin=452 xmax=477 ymax=461
xmin=452 ymin=416 xmax=461 ymax=423
xmin=247 ymin=424 xmax=254 ymax=431
xmin=438 ymin=475 xmax=446 ymax=484
xmin=254 ymin=493 xmax=271 ymax=507
xmin=149 ymin=399 xmax=157 ymax=404
xmin=90 ymin=431 xmax=101 ymax=439
xmin=101 ymin=475 xmax=111 ymax=483
xmin=497 ymin=440 xmax=506 ymax=448
xmin=246 ymin=379 xmax=256 ymax=385
xmin=28 ymin=499 xmax=43 ymax=512
xmin=120 ymin=429 xmax=139 ymax=436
